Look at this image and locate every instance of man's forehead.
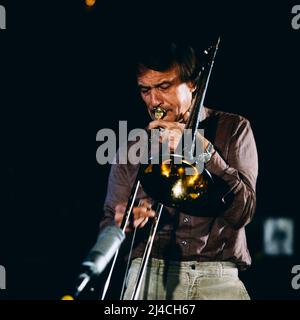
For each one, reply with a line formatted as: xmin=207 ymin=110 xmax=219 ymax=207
xmin=137 ymin=66 xmax=179 ymax=86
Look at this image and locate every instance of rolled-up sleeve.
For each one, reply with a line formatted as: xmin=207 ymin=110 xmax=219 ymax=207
xmin=205 ymin=118 xmax=258 ymax=229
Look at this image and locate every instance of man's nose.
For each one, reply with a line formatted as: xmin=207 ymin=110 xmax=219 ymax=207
xmin=149 ymin=89 xmax=163 ymax=107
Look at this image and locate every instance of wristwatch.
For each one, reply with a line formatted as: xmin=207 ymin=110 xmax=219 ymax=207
xmin=197 ymin=142 xmax=213 ymax=163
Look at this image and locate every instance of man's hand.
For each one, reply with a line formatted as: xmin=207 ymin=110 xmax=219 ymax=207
xmin=148 ymin=111 xmax=209 ymax=152
xmin=114 ymin=199 xmax=156 ymax=232
xmin=148 ymin=119 xmax=185 ymax=152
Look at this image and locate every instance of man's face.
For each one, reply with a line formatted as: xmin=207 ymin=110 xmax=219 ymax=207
xmin=137 ymin=65 xmax=195 ymax=122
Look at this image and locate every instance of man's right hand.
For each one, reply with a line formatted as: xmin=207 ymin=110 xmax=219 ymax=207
xmin=114 ymin=199 xmax=156 ymax=232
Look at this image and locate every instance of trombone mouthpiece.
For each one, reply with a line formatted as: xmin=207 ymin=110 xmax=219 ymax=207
xmin=153 ymin=106 xmax=166 ymax=120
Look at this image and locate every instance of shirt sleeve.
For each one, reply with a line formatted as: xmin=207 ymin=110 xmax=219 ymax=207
xmin=205 ymin=117 xmax=258 ymax=229
xmin=99 ymin=162 xmax=132 ymax=231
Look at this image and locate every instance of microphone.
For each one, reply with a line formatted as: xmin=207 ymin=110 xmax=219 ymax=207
xmin=73 ymin=225 xmax=125 ymax=298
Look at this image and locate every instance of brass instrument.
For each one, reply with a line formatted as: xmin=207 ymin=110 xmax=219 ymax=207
xmin=153 ymin=106 xmax=166 ymax=120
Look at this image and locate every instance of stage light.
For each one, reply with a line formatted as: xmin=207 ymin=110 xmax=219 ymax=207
xmin=85 ymin=0 xmax=96 ymax=7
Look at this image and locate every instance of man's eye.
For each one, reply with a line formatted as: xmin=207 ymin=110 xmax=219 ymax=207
xmin=140 ymin=88 xmax=149 ymax=94
xmin=159 ymin=84 xmax=171 ymax=90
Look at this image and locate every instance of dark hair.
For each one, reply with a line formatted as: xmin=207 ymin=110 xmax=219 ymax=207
xmin=136 ymin=41 xmax=200 ymax=84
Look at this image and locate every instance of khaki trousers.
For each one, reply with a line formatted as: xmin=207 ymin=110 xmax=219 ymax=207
xmin=124 ymin=258 xmax=250 ymax=300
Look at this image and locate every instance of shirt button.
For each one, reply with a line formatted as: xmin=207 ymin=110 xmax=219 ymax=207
xmin=181 ymin=240 xmax=187 ymax=246
xmin=183 ymin=217 xmax=189 ymax=223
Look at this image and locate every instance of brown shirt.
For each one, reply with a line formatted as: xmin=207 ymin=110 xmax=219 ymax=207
xmin=100 ymin=107 xmax=258 ymax=270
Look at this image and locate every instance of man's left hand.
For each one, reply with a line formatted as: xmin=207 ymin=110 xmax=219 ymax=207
xmin=148 ymin=117 xmax=210 ymax=152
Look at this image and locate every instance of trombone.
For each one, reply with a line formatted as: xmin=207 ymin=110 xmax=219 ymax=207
xmin=102 ymin=37 xmax=221 ymax=300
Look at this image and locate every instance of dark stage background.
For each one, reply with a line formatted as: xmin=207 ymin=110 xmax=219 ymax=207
xmin=1 ymin=0 xmax=300 ymax=299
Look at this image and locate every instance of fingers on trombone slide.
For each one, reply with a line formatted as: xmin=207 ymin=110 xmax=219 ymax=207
xmin=132 ymin=198 xmax=156 ymax=229
xmin=114 ymin=199 xmax=155 ymax=232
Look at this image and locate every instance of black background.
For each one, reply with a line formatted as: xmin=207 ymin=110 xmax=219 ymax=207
xmin=1 ymin=0 xmax=300 ymax=299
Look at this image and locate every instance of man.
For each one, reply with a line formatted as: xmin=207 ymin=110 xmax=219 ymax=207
xmin=99 ymin=41 xmax=258 ymax=300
